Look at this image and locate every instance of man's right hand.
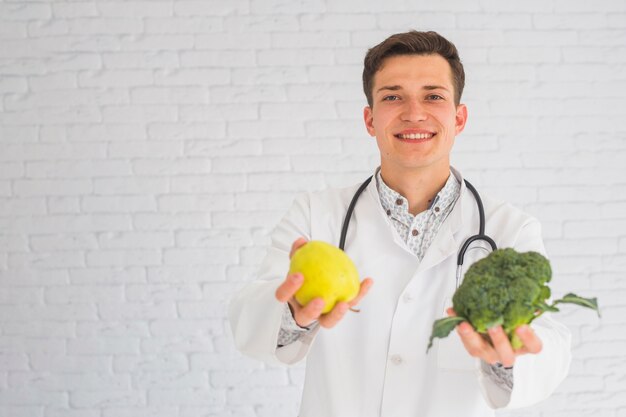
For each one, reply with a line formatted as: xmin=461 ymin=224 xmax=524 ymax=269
xmin=274 ymin=237 xmax=374 ymax=329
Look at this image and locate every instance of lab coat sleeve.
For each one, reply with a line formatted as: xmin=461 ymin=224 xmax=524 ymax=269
xmin=228 ymin=192 xmax=321 ymax=366
xmin=478 ymin=217 xmax=572 ymax=409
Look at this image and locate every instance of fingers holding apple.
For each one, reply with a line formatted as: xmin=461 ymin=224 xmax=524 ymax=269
xmin=280 ymin=239 xmax=373 ymax=329
xmin=347 ymin=277 xmax=374 ymax=312
xmin=289 ymin=237 xmax=308 ymax=259
xmin=317 ymin=277 xmax=372 ymax=328
xmin=291 ymin=295 xmax=326 ymax=328
xmin=275 ymin=237 xmax=310 ymax=304
xmin=275 ymin=271 xmax=304 ymax=304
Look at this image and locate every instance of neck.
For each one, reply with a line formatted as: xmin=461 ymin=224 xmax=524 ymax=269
xmin=380 ymin=164 xmax=451 ymax=215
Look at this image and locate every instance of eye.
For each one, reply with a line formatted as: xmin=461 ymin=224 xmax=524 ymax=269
xmin=382 ymin=95 xmax=400 ymax=101
xmin=426 ymin=94 xmax=444 ymax=101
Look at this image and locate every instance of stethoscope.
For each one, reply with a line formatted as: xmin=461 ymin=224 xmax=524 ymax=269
xmin=338 ymin=175 xmax=498 ymax=289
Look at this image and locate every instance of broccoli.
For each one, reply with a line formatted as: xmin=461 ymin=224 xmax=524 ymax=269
xmin=427 ymin=248 xmax=599 ymax=352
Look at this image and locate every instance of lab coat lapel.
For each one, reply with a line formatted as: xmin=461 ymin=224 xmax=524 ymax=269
xmin=357 ymin=167 xmax=473 ymax=275
xmin=416 ymin=214 xmax=458 ymax=274
xmin=416 ymin=178 xmax=468 ymax=275
xmin=362 ymin=176 xmax=420 ymax=257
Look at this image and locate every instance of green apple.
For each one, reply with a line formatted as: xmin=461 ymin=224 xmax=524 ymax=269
xmin=289 ymin=240 xmax=360 ymax=314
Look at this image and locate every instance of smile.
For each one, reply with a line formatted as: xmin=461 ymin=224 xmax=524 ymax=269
xmin=395 ymin=133 xmax=436 ymax=140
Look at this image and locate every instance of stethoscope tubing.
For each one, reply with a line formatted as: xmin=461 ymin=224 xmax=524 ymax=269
xmin=339 ymin=175 xmax=497 ymax=288
xmin=338 ymin=176 xmax=373 ymax=251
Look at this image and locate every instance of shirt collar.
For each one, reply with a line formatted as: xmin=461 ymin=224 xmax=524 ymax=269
xmin=375 ymin=166 xmax=461 ymax=220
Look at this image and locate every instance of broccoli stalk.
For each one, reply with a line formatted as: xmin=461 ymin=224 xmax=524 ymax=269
xmin=427 ymin=248 xmax=599 ymax=352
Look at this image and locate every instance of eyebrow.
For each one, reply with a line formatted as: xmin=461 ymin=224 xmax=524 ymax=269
xmin=376 ymin=85 xmax=402 ymax=93
xmin=376 ymin=84 xmax=450 ymax=93
xmin=424 ymin=85 xmax=450 ymax=92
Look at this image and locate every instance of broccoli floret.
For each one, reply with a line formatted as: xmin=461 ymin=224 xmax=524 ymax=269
xmin=453 ymin=269 xmax=509 ymax=333
xmin=454 ymin=249 xmax=548 ymax=338
xmin=427 ymin=248 xmax=599 ymax=352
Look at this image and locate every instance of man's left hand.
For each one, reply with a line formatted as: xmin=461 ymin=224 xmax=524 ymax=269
xmin=447 ymin=308 xmax=543 ymax=368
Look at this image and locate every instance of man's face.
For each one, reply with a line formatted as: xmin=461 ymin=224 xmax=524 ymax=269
xmin=363 ymin=54 xmax=467 ymax=174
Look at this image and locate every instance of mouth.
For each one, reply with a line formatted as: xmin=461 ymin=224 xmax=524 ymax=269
xmin=394 ymin=132 xmax=436 ymax=141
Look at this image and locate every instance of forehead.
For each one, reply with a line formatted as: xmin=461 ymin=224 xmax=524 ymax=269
xmin=373 ymin=54 xmax=453 ymax=90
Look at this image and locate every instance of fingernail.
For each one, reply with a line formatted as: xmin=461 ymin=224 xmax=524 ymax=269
xmin=292 ymin=274 xmax=303 ymax=283
xmin=517 ymin=325 xmax=528 ymax=334
xmin=313 ymin=299 xmax=325 ymax=309
xmin=488 ymin=327 xmax=500 ymax=335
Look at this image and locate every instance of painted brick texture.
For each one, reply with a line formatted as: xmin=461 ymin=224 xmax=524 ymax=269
xmin=0 ymin=1 xmax=625 ymax=416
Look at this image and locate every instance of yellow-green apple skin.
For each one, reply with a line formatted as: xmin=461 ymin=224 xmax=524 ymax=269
xmin=289 ymin=240 xmax=360 ymax=314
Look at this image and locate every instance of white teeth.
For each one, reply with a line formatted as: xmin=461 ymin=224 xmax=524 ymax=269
xmin=398 ymin=133 xmax=434 ymax=140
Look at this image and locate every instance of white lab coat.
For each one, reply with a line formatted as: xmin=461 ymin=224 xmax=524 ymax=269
xmin=229 ymin=167 xmax=571 ymax=417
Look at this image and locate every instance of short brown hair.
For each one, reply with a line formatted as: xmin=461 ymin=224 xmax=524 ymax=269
xmin=363 ymin=31 xmax=465 ymax=107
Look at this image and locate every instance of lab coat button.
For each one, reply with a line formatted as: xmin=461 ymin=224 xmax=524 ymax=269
xmin=403 ymin=293 xmax=413 ymax=303
xmin=390 ymin=354 xmax=403 ymax=365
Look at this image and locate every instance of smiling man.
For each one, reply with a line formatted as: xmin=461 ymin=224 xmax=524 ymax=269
xmin=364 ymin=53 xmax=466 ymax=215
xmin=230 ymin=31 xmax=572 ymax=417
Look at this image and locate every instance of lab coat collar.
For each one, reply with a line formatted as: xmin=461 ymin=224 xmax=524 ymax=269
xmin=375 ymin=168 xmax=461 ymax=226
xmin=417 ymin=165 xmax=467 ymax=273
xmin=364 ymin=165 xmax=469 ymax=274
xmin=364 ymin=168 xmax=414 ymax=257
xmin=448 ymin=165 xmax=467 ymax=236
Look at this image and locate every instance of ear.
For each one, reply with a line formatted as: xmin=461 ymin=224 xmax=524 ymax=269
xmin=363 ymin=106 xmax=375 ymax=137
xmin=455 ymin=103 xmax=468 ymax=136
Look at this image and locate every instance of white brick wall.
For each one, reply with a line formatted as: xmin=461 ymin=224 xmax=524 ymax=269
xmin=0 ymin=1 xmax=624 ymax=416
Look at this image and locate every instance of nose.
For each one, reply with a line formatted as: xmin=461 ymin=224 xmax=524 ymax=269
xmin=400 ymin=99 xmax=428 ymax=122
